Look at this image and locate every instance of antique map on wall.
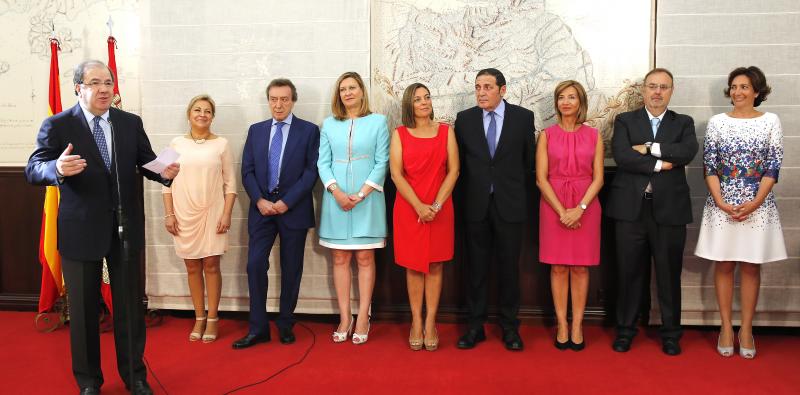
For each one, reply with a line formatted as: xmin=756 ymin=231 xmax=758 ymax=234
xmin=0 ymin=0 xmax=142 ymax=166
xmin=371 ymin=0 xmax=653 ymax=154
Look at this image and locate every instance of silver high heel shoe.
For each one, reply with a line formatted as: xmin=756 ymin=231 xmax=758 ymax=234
xmin=738 ymin=332 xmax=756 ymax=359
xmin=332 ymin=315 xmax=354 ymax=343
xmin=716 ymin=333 xmax=733 ymax=357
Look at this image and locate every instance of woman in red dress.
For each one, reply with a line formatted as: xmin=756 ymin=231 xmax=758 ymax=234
xmin=390 ymin=83 xmax=459 ymax=351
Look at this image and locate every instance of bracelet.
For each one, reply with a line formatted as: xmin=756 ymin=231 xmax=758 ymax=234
xmin=431 ymin=201 xmax=442 ymax=212
xmin=164 ymin=213 xmax=175 ymax=218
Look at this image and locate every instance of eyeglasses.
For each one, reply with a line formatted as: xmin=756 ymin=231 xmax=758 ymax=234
xmin=81 ymin=81 xmax=114 ymax=89
xmin=645 ymin=83 xmax=672 ymax=91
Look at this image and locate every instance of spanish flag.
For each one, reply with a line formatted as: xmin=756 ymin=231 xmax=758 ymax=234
xmin=38 ymin=38 xmax=64 ymax=314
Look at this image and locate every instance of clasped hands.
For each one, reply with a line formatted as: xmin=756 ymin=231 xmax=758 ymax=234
xmin=257 ymin=198 xmax=289 ymax=216
xmin=631 ymin=144 xmax=673 ymax=170
xmin=559 ymin=207 xmax=583 ymax=230
xmin=56 ymin=143 xmax=180 ymax=179
xmin=717 ymin=200 xmax=759 ymax=222
xmin=415 ymin=203 xmax=439 ymax=224
xmin=332 ymin=189 xmax=366 ymax=212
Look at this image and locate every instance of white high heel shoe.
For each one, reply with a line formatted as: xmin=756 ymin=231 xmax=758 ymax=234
xmin=738 ymin=332 xmax=756 ymax=359
xmin=716 ymin=333 xmax=734 ymax=357
xmin=332 ymin=316 xmax=354 ymax=343
xmin=352 ymin=318 xmax=371 ymax=345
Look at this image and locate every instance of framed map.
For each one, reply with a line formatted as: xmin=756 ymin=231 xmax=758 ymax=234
xmin=371 ymin=0 xmax=653 ymax=155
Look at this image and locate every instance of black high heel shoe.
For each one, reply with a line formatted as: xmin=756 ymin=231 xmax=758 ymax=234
xmin=554 ymin=337 xmax=572 ymax=350
xmin=570 ymin=338 xmax=585 ymax=351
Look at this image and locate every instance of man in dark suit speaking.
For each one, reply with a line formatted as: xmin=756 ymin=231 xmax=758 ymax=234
xmin=232 ymin=79 xmax=320 ymax=349
xmin=606 ymin=68 xmax=698 ymax=356
xmin=25 ymin=60 xmax=179 ymax=395
xmin=455 ymin=68 xmax=536 ymax=351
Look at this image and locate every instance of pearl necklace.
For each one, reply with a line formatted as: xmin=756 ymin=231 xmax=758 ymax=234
xmin=190 ymin=131 xmax=208 ymax=144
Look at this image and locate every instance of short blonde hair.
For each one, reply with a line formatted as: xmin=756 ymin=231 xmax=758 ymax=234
xmin=331 ymin=71 xmax=371 ymax=121
xmin=401 ymin=83 xmax=434 ymax=128
xmin=186 ymin=94 xmax=216 ymax=119
xmin=553 ymin=80 xmax=588 ymax=124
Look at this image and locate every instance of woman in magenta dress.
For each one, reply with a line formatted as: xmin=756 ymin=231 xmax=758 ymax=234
xmin=390 ymin=83 xmax=459 ymax=351
xmin=536 ymin=80 xmax=604 ymax=351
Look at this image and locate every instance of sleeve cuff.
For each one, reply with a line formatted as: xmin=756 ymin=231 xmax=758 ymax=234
xmin=365 ymin=180 xmax=384 ymax=193
xmin=323 ymin=178 xmax=337 ymax=189
xmin=654 ymin=160 xmax=663 ymax=172
xmin=651 ymin=143 xmax=662 ymax=158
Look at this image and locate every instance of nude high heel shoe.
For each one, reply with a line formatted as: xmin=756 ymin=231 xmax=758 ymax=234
xmin=189 ymin=316 xmax=206 ymax=342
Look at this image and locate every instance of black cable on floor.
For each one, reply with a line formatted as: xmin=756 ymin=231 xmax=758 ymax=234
xmin=144 ymin=355 xmax=169 ymax=395
xmin=222 ymin=322 xmax=317 ymax=394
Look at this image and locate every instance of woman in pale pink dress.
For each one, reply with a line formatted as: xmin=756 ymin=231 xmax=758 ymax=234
xmin=536 ymin=80 xmax=604 ymax=351
xmin=162 ymin=95 xmax=237 ymax=343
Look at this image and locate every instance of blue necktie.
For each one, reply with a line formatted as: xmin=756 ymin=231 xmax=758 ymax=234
xmin=650 ymin=117 xmax=660 ymax=138
xmin=487 ymin=111 xmax=497 ymax=157
xmin=268 ymin=121 xmax=285 ymax=192
xmin=92 ymin=116 xmax=111 ymax=171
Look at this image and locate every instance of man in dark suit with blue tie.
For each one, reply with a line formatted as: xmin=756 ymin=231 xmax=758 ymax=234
xmin=233 ymin=79 xmax=320 ymax=348
xmin=606 ymin=68 xmax=698 ymax=356
xmin=454 ymin=68 xmax=536 ymax=351
xmin=26 ymin=60 xmax=179 ymax=395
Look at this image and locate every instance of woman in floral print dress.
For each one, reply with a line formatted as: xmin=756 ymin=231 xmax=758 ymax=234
xmin=695 ymin=66 xmax=787 ymax=359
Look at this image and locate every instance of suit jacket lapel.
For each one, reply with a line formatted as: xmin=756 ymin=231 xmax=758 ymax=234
xmin=280 ymin=120 xmax=301 ymax=178
xmin=494 ymin=100 xmax=511 ymax=159
xmin=261 ymin=119 xmax=273 ymax=186
xmin=636 ymin=107 xmax=656 ymax=142
xmin=654 ymin=110 xmax=674 ymax=143
xmin=470 ymin=107 xmax=491 ymax=161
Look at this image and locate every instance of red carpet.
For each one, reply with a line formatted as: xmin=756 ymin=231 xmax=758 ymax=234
xmin=1 ymin=311 xmax=798 ymax=394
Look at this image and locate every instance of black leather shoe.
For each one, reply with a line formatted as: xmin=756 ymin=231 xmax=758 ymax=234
xmin=456 ymin=328 xmax=486 ymax=349
xmin=130 ymin=380 xmax=153 ymax=395
xmin=612 ymin=335 xmax=632 ymax=352
xmin=503 ymin=329 xmax=524 ymax=351
xmin=279 ymin=327 xmax=296 ymax=344
xmin=662 ymin=338 xmax=681 ymax=356
xmin=79 ymin=387 xmax=100 ymax=395
xmin=232 ymin=333 xmax=270 ymax=349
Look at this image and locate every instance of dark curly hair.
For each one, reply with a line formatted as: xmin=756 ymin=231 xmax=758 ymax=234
xmin=724 ymin=66 xmax=771 ymax=107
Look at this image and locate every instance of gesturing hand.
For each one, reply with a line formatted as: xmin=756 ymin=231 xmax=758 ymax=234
xmin=56 ymin=143 xmax=87 ymax=177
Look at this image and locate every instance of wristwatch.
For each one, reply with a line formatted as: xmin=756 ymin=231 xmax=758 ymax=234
xmin=328 ymin=183 xmax=338 ymax=192
xmin=357 ymin=191 xmax=365 ymax=199
xmin=644 ymin=142 xmax=653 ymax=155
xmin=579 ymin=203 xmax=587 ymax=210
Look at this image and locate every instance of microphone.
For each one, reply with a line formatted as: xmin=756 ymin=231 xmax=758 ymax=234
xmin=108 ymin=119 xmax=127 ymax=247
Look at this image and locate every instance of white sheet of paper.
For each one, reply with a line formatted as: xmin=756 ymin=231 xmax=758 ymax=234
xmin=142 ymin=147 xmax=180 ymax=174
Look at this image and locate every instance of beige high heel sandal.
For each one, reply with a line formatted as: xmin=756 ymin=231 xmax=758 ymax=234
xmin=202 ymin=317 xmax=219 ymax=343
xmin=189 ymin=317 xmax=206 ymax=342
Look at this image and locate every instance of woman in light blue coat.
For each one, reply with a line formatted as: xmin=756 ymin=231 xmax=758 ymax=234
xmin=318 ymin=71 xmax=389 ymax=345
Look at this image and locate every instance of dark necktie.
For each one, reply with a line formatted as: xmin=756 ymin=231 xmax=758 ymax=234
xmin=268 ymin=121 xmax=285 ymax=192
xmin=487 ymin=111 xmax=497 ymax=157
xmin=92 ymin=116 xmax=111 ymax=171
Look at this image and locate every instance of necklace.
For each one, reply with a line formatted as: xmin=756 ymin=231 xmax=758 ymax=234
xmin=190 ymin=131 xmax=208 ymax=144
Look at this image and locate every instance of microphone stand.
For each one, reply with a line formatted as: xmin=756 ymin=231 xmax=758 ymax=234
xmin=109 ymin=119 xmax=137 ymax=390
